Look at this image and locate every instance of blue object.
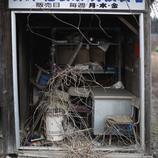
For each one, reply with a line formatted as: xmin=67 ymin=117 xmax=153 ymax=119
xmin=135 ymin=0 xmax=143 ymax=2
xmin=38 ymin=73 xmax=51 ymax=86
xmin=128 ymin=124 xmax=133 ymax=135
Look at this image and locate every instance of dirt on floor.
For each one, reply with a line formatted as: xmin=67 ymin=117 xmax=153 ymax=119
xmin=151 ymin=51 xmax=158 ymax=156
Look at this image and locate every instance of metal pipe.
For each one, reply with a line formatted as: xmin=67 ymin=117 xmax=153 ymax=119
xmin=11 ymin=11 xmax=20 ymax=149
xmin=139 ymin=13 xmax=145 ymax=151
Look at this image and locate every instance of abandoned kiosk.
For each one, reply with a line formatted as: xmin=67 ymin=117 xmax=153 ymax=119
xmin=0 ymin=0 xmax=152 ymax=157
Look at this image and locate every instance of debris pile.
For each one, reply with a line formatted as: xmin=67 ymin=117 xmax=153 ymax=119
xmin=21 ymin=64 xmax=139 ymax=155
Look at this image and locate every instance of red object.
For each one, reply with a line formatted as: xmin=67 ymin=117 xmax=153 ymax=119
xmin=135 ymin=41 xmax=140 ymax=58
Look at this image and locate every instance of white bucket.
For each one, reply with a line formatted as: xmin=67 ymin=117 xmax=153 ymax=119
xmin=45 ymin=108 xmax=64 ymax=142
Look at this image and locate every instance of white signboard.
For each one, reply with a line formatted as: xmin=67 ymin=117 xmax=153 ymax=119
xmin=9 ymin=0 xmax=145 ymax=11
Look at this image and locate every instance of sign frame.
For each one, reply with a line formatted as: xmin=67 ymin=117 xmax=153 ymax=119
xmin=9 ymin=0 xmax=145 ymax=11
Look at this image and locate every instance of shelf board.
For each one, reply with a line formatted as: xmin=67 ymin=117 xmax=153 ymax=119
xmin=82 ymin=71 xmax=116 ymax=74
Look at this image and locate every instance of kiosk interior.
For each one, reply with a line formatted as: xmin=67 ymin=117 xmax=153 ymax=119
xmin=8 ymin=0 xmax=146 ymax=156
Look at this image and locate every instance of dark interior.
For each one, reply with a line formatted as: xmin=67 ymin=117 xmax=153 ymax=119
xmin=16 ymin=14 xmax=140 ymax=146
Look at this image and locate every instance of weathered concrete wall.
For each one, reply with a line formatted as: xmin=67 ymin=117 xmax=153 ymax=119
xmin=0 ymin=1 xmax=3 ymax=156
xmin=0 ymin=0 xmax=17 ymax=155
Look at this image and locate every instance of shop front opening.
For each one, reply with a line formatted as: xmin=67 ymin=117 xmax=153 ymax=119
xmin=11 ymin=12 xmax=145 ymax=156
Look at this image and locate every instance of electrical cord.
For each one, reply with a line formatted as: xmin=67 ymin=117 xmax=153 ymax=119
xmin=51 ymin=14 xmax=99 ymax=45
xmin=95 ymin=14 xmax=112 ymax=38
xmin=27 ymin=14 xmax=67 ymax=44
xmin=27 ymin=11 xmax=112 ymax=45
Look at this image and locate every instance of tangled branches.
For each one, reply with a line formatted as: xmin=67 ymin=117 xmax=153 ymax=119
xmin=21 ymin=66 xmax=140 ymax=157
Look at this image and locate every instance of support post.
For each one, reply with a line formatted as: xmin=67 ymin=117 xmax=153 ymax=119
xmin=139 ymin=13 xmax=145 ymax=151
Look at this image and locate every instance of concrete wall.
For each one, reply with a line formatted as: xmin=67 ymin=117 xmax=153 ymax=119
xmin=0 ymin=0 xmax=17 ymax=154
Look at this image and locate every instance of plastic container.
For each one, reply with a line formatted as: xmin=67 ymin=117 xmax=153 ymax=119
xmin=45 ymin=108 xmax=64 ymax=142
